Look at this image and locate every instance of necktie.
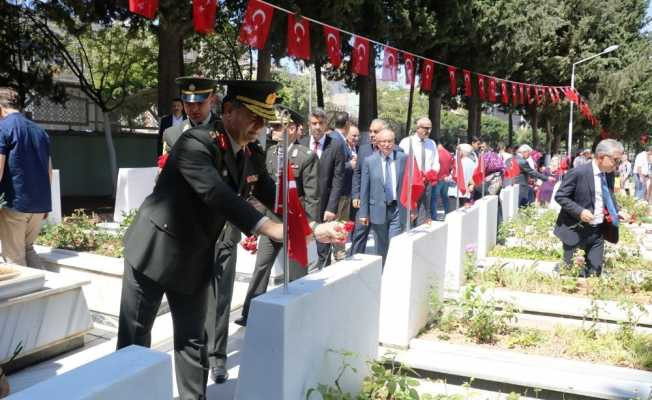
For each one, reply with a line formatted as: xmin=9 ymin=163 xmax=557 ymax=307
xmin=601 ymin=173 xmax=619 ymax=226
xmin=384 ymin=156 xmax=394 ymax=203
xmin=420 ymin=139 xmax=426 ymax=171
xmin=313 ymin=140 xmax=320 ymax=157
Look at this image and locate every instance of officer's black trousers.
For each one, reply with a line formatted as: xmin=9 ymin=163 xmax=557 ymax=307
xmin=117 ymin=262 xmax=208 ymax=400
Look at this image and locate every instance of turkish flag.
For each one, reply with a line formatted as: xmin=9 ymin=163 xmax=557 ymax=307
xmin=287 ymin=14 xmax=310 ymax=60
xmin=400 ymin=155 xmax=425 ymax=210
xmin=193 ymin=0 xmax=217 ymax=34
xmin=535 ymin=86 xmax=542 ymax=105
xmin=477 ymin=75 xmax=486 ymax=100
xmin=511 ymin=83 xmax=518 ymax=105
xmin=404 ymin=53 xmax=416 ymax=86
xmin=463 ymin=69 xmax=472 ymax=97
xmin=129 ymin=0 xmax=158 ymax=19
xmin=501 ymin=81 xmax=509 ymax=104
xmin=547 ymin=87 xmax=555 ymax=103
xmin=274 ymin=161 xmax=312 ymax=267
xmin=526 ymin=85 xmax=532 ymax=104
xmin=448 ymin=66 xmax=457 ymax=96
xmin=453 ymin=150 xmax=467 ymax=195
xmin=323 ymin=26 xmax=341 ymax=68
xmin=488 ymin=77 xmax=497 ymax=102
xmin=381 ymin=47 xmax=398 ymax=81
xmin=519 ymin=84 xmax=525 ymax=105
xmin=352 ymin=36 xmax=370 ymax=76
xmin=239 ymin=0 xmax=274 ymax=49
xmin=504 ymin=157 xmax=521 ymax=179
xmin=472 ymin=152 xmax=485 ymax=186
xmin=420 ymin=59 xmax=435 ymax=91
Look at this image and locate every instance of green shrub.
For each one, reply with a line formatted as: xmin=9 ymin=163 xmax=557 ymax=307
xmin=458 ymin=285 xmax=518 ymax=344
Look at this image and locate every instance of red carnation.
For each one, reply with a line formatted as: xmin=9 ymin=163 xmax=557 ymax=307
xmin=240 ymin=235 xmax=258 ymax=254
xmin=217 ymin=133 xmax=228 ymax=150
xmin=157 ymin=153 xmax=169 ymax=169
xmin=425 ymin=170 xmax=438 ymax=185
xmin=344 ymin=221 xmax=355 ymax=233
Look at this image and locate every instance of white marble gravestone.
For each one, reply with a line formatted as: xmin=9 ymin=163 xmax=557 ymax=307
xmin=46 ymin=170 xmax=62 ymax=225
xmin=113 ymin=167 xmax=157 ymax=222
xmin=443 ymin=205 xmax=480 ymax=294
xmin=510 ymin=183 xmax=520 ymax=218
xmin=476 ymin=195 xmax=498 ymax=258
xmin=379 ymin=222 xmax=448 ymax=348
xmin=236 ymin=254 xmax=382 ymax=400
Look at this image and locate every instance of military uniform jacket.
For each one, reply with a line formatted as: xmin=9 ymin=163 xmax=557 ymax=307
xmin=161 ymin=113 xmax=217 ymax=155
xmin=124 ymin=120 xmax=276 ymax=294
xmin=265 ymin=143 xmax=320 ymax=222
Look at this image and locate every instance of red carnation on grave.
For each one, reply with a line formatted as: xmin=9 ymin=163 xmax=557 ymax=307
xmin=157 ymin=154 xmax=169 ymax=169
xmin=240 ymin=235 xmax=258 ymax=254
xmin=425 ymin=170 xmax=438 ymax=185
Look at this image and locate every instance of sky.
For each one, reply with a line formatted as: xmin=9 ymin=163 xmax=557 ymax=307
xmin=647 ymin=2 xmax=652 ymax=31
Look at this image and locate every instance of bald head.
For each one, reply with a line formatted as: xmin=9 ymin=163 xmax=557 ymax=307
xmin=376 ymin=128 xmax=395 ymax=157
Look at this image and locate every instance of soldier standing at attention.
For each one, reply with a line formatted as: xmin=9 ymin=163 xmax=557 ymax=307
xmin=161 ymin=76 xmax=219 ymax=155
xmin=117 ymin=80 xmax=345 ymax=400
xmin=236 ymin=106 xmax=320 ymax=327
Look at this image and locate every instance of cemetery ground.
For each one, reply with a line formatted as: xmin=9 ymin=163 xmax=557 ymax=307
xmin=3 ymin=189 xmax=652 ymax=399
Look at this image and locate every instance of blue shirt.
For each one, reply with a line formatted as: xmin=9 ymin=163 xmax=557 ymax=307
xmin=0 ymin=113 xmax=52 ymax=213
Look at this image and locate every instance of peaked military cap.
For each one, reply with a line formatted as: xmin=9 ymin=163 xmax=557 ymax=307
xmin=176 ymin=76 xmax=218 ymax=103
xmin=270 ymin=105 xmax=304 ymax=126
xmin=218 ymin=80 xmax=282 ymax=120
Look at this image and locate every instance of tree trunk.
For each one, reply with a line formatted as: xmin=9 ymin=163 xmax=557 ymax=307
xmin=531 ymin=104 xmax=539 ymax=149
xmin=475 ymin=101 xmax=482 ymax=137
xmin=315 ymin=59 xmax=324 ymax=108
xmin=157 ymin=21 xmax=185 ymax=117
xmin=256 ymin=45 xmax=272 ymax=81
xmin=429 ymin=91 xmax=442 ymax=142
xmin=467 ymin=95 xmax=477 ymax=142
xmin=103 ymin=111 xmax=118 ymax=197
xmin=357 ymin=46 xmax=377 ymax=132
xmin=508 ymin=106 xmax=514 ymax=146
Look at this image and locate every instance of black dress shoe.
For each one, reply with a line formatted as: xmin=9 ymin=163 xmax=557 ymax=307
xmin=210 ymin=364 xmax=229 ymax=384
xmin=234 ymin=316 xmax=247 ymax=327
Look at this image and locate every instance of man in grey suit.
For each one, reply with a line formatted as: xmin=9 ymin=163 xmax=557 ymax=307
xmin=358 ymin=128 xmax=407 ymax=266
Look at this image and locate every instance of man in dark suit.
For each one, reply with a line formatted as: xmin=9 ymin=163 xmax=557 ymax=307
xmin=349 ymin=119 xmax=387 ymax=255
xmin=117 ymin=81 xmax=344 ymax=400
xmin=514 ymin=144 xmax=553 ymax=207
xmin=554 ymin=139 xmax=625 ymax=277
xmin=237 ymin=106 xmax=319 ymax=326
xmin=157 ymin=98 xmax=186 ymax=156
xmin=358 ymin=128 xmax=407 ymax=266
xmin=328 ymin=112 xmax=354 ymax=260
xmin=300 ymin=108 xmax=345 ymax=268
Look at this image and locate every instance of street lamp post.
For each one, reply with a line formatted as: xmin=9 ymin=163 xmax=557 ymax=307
xmin=567 ymin=44 xmax=619 ymax=159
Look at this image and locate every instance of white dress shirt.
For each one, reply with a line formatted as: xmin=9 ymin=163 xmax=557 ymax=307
xmin=634 ymin=151 xmax=649 ymax=176
xmin=309 ymin=135 xmax=326 ymax=159
xmin=591 ymin=160 xmax=604 ymax=225
xmin=380 ymin=153 xmax=398 ymax=201
xmin=399 ymin=135 xmax=440 ymax=173
xmin=171 ymin=114 xmax=185 ymax=127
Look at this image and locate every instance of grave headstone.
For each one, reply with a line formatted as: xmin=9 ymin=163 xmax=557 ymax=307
xmin=113 ymin=168 xmax=157 ymax=223
xmin=476 ymin=195 xmax=498 ymax=258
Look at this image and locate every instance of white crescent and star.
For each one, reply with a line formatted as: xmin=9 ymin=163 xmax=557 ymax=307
xmin=252 ymin=9 xmax=266 ymax=26
xmin=356 ymin=42 xmax=366 ymax=60
xmin=386 ymin=52 xmax=395 ymax=67
xmin=425 ymin=64 xmax=432 ymax=77
xmin=294 ymin=21 xmax=305 ymax=39
xmin=326 ymin=32 xmax=337 ymax=48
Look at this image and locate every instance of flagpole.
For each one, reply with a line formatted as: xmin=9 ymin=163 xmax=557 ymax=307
xmin=455 ymin=137 xmax=460 ymax=211
xmin=280 ymin=110 xmax=291 ymax=293
xmin=406 ymin=138 xmax=414 ymax=231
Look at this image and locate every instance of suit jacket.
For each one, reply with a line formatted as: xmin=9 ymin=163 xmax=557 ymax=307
xmin=553 ymin=162 xmax=619 ymax=246
xmin=352 ymin=143 xmax=403 ymax=200
xmin=265 ymin=143 xmax=320 ymax=222
xmin=359 ymin=150 xmax=407 ymax=226
xmin=158 ymin=114 xmax=186 ymax=155
xmin=300 ymin=135 xmax=345 ymax=219
xmin=329 ymin=130 xmax=355 ymax=196
xmin=162 ymin=113 xmax=216 ymax=155
xmin=124 ymin=120 xmax=276 ymax=294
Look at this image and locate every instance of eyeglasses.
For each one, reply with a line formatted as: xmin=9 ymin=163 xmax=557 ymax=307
xmin=417 ymin=126 xmax=432 ymax=131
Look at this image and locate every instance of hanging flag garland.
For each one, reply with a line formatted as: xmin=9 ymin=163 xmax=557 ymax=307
xmin=128 ymin=0 xmax=602 ymax=129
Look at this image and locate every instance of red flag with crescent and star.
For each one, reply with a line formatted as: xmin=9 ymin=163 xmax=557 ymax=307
xmin=477 ymin=75 xmax=486 ymax=100
xmin=239 ymin=0 xmax=274 ymax=49
xmin=323 ymin=26 xmax=341 ymax=68
xmin=501 ymin=81 xmax=509 ymax=104
xmin=448 ymin=66 xmax=457 ymax=96
xmin=511 ymin=83 xmax=518 ymax=105
xmin=287 ymin=14 xmax=310 ymax=60
xmin=129 ymin=0 xmax=158 ymax=19
xmin=463 ymin=69 xmax=472 ymax=97
xmin=526 ymin=85 xmax=532 ymax=104
xmin=420 ymin=59 xmax=435 ymax=91
xmin=193 ymin=0 xmax=217 ymax=34
xmin=404 ymin=53 xmax=416 ymax=85
xmin=352 ymin=36 xmax=370 ymax=76
xmin=519 ymin=84 xmax=525 ymax=105
xmin=381 ymin=47 xmax=398 ymax=81
xmin=488 ymin=77 xmax=497 ymax=102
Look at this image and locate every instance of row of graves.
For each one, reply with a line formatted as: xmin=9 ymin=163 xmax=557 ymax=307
xmin=0 ymin=167 xmax=651 ymax=399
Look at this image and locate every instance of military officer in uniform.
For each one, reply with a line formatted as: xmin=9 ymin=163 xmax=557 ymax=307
xmin=161 ymin=76 xmax=219 ymax=155
xmin=236 ymin=106 xmax=320 ymax=327
xmin=117 ymin=80 xmax=345 ymax=400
